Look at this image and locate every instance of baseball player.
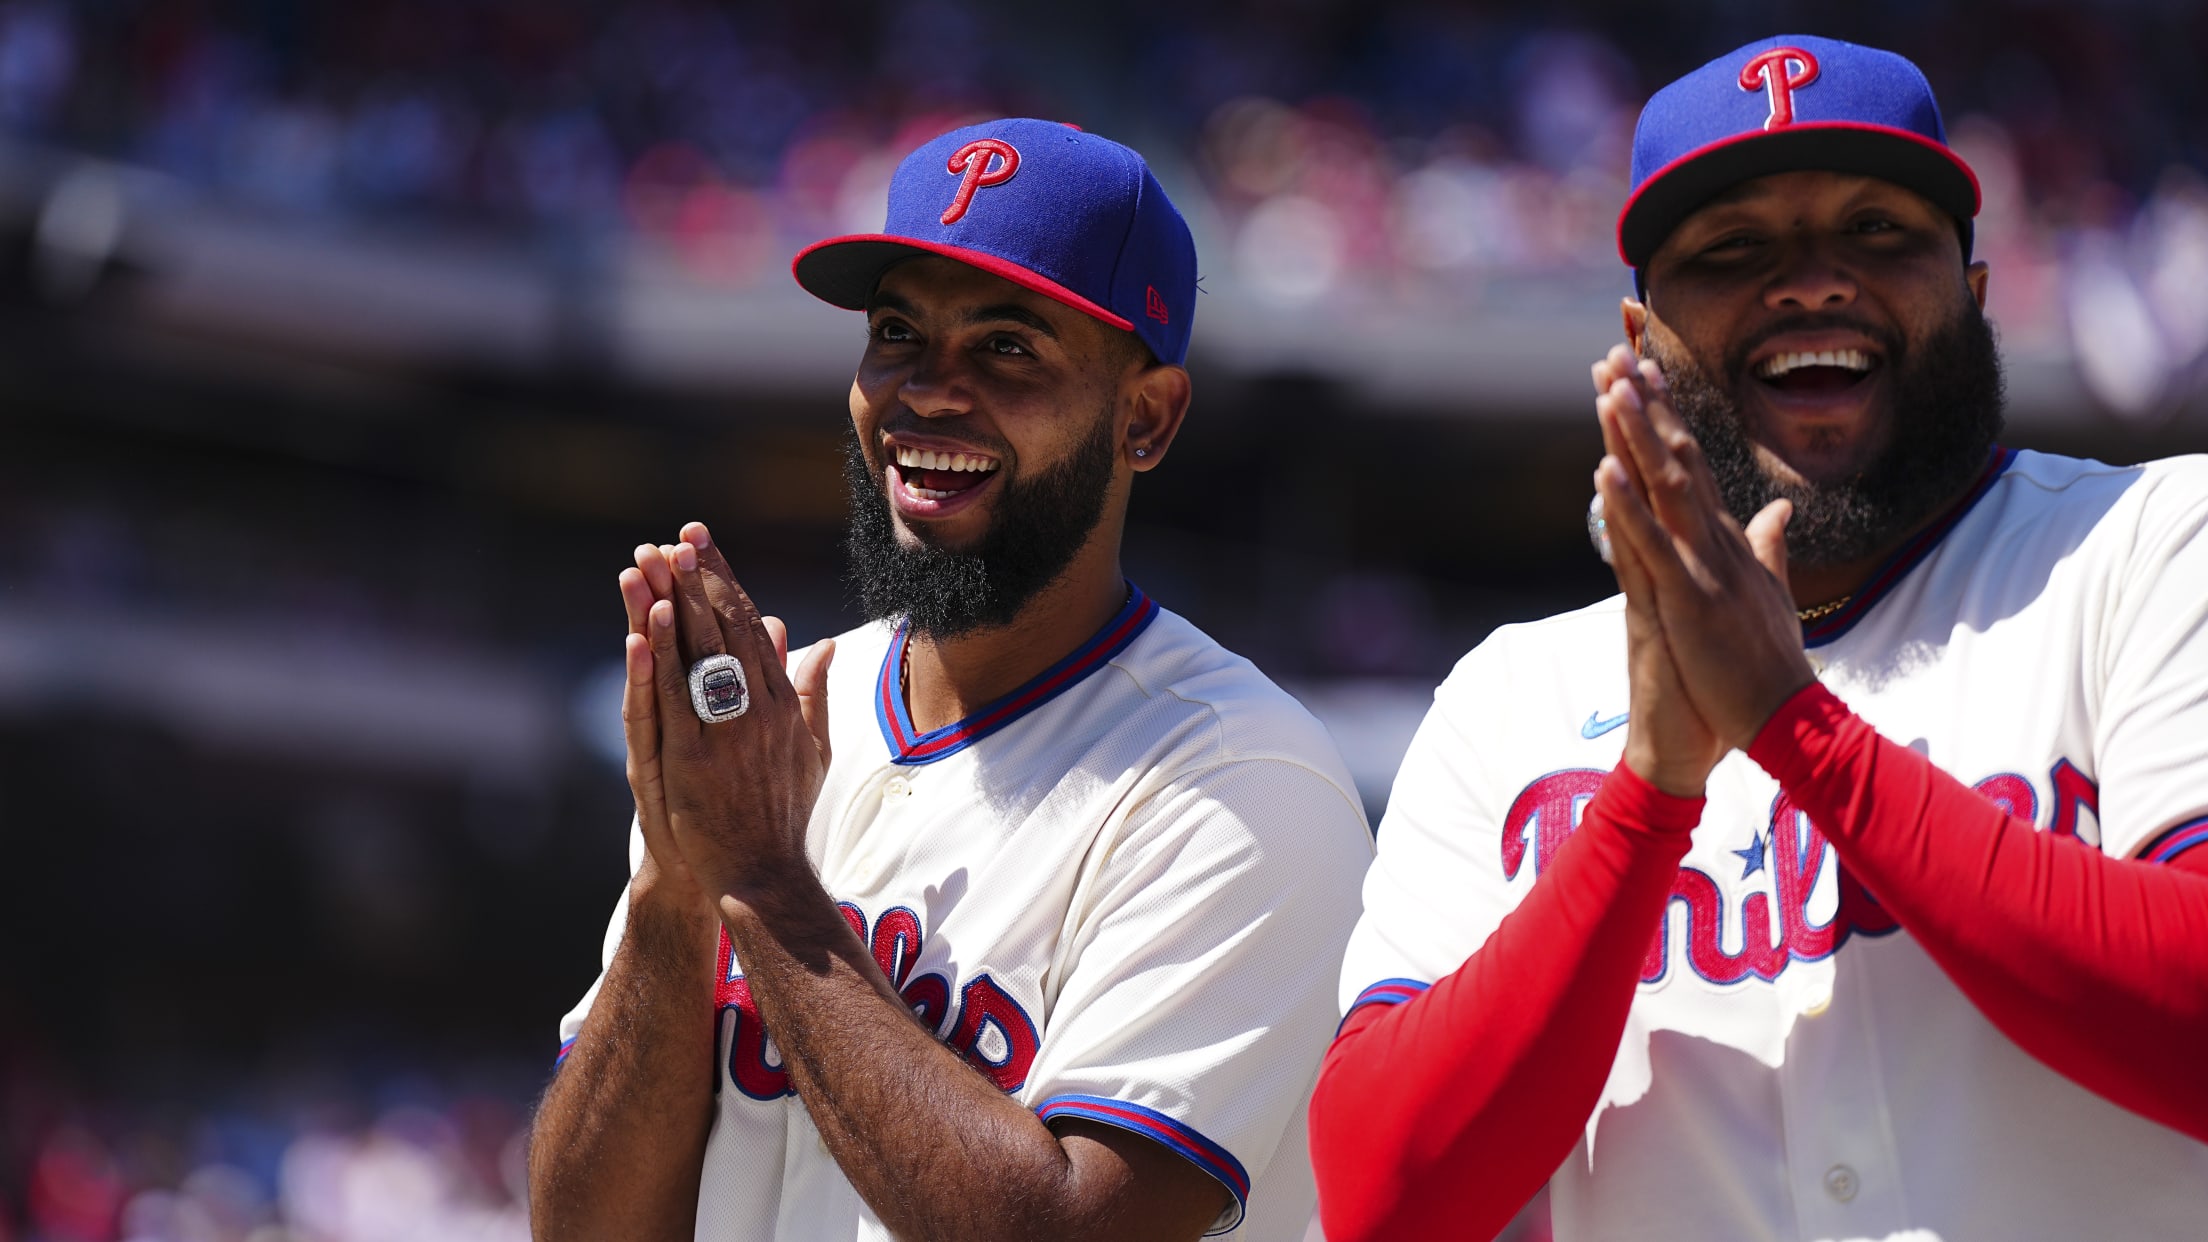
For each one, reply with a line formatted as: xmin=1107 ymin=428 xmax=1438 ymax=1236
xmin=527 ymin=118 xmax=1373 ymax=1241
xmin=1313 ymin=35 xmax=2208 ymax=1241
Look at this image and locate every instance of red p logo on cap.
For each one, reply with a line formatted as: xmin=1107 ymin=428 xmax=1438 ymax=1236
xmin=1739 ymin=47 xmax=1819 ymax=130
xmin=942 ymin=139 xmax=1021 ymax=225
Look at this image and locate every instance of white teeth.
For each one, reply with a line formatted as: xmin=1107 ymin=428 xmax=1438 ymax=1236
xmin=1757 ymin=348 xmax=1873 ymax=378
xmin=892 ymin=445 xmax=1001 ymax=473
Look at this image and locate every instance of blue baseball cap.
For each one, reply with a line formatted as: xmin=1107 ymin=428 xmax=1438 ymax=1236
xmin=793 ymin=118 xmax=1198 ymax=366
xmin=1617 ymin=35 xmax=1981 ymax=272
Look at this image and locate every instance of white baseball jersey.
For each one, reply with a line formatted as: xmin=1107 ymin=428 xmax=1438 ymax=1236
xmin=1341 ymin=449 xmax=2208 ymax=1241
xmin=562 ymin=586 xmax=1372 ymax=1240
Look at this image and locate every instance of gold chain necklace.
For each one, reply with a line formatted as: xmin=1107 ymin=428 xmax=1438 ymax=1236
xmin=1796 ymin=595 xmax=1853 ymax=623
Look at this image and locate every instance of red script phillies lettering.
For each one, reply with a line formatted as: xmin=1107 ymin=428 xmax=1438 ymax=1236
xmin=1503 ymin=763 xmax=2099 ymax=986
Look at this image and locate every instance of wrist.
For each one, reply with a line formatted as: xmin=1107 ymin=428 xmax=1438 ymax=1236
xmin=1601 ymin=758 xmax=1707 ymax=837
xmin=1624 ymin=738 xmax=1714 ymax=800
xmin=712 ymin=856 xmax=828 ymax=923
xmin=1727 ymin=665 xmax=1820 ymax=751
xmin=1745 ymin=680 xmax=1849 ymax=779
xmin=629 ymin=865 xmax=713 ymax=926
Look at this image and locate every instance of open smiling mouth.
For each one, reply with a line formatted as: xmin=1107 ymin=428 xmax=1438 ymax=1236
xmin=1754 ymin=348 xmax=1879 ymax=395
xmin=889 ymin=444 xmax=1001 ymax=503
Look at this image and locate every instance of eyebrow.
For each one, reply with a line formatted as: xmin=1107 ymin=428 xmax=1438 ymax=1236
xmin=866 ymin=290 xmax=1060 ymax=339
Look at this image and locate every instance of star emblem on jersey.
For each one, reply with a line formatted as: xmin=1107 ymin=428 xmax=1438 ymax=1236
xmin=1732 ymin=831 xmax=1768 ymax=880
xmin=1580 ymin=710 xmax=1629 ymax=739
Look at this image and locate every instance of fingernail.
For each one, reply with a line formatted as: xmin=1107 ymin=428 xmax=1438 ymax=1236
xmin=652 ymin=601 xmax=673 ymax=628
xmin=675 ymin=543 xmax=697 ymax=571
xmin=687 ymin=523 xmax=712 ymax=549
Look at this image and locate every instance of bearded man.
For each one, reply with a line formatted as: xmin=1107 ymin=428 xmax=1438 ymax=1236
xmin=1311 ymin=35 xmax=2208 ymax=1242
xmin=526 ymin=119 xmax=1371 ymax=1242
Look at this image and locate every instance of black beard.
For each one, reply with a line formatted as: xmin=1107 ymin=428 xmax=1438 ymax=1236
xmin=1647 ymin=304 xmax=2006 ymax=568
xmin=841 ymin=412 xmax=1118 ymax=640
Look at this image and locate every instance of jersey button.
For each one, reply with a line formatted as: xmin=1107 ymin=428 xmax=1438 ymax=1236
xmin=1823 ymin=1163 xmax=1859 ymax=1202
xmin=883 ymin=775 xmax=912 ymax=801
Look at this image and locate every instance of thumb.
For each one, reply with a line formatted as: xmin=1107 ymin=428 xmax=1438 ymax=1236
xmin=792 ymin=638 xmax=836 ymax=761
xmin=1745 ymin=497 xmax=1793 ymax=583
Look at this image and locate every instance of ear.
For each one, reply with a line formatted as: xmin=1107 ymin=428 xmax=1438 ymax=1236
xmin=1966 ymin=260 xmax=1990 ymax=311
xmin=1123 ymin=364 xmax=1192 ymax=472
xmin=1621 ymin=297 xmax=1651 ymax=355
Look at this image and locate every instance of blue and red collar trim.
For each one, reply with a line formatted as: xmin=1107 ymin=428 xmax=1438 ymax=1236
xmin=875 ymin=584 xmax=1161 ymax=766
xmin=1802 ymin=447 xmax=2016 ymax=649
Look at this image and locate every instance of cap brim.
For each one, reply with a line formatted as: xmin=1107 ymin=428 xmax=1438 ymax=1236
xmin=791 ymin=235 xmax=1135 ymax=331
xmin=1618 ymin=122 xmax=1982 ymax=269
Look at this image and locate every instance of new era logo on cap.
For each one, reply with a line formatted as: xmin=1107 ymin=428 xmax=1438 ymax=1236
xmin=1616 ymin=34 xmax=1982 ymax=271
xmin=793 ymin=118 xmax=1198 ymax=366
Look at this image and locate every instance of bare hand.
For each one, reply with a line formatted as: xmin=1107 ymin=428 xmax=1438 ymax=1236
xmin=1592 ymin=344 xmax=1815 ymax=751
xmin=642 ymin=522 xmax=836 ymax=910
xmin=618 ymin=546 xmax=710 ymax=916
xmin=1591 ymin=350 xmax=1726 ymax=796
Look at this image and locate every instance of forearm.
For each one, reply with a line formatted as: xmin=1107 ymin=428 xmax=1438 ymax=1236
xmin=1751 ymin=682 xmax=2208 ymax=1140
xmin=529 ymin=885 xmax=721 ymax=1241
xmin=723 ymin=870 xmax=1140 ymax=1242
xmin=1310 ymin=765 xmax=1699 ymax=1242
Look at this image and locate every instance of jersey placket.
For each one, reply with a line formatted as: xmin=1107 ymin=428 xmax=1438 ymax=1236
xmin=1776 ymin=953 xmax=1911 ymax=1239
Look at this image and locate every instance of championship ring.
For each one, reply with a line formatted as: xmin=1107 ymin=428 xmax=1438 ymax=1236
xmin=687 ymin=653 xmax=749 ymax=723
xmin=1587 ymin=493 xmax=1612 ymax=564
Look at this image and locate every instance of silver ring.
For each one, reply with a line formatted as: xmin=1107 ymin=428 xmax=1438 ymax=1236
xmin=1587 ymin=493 xmax=1612 ymax=564
xmin=687 ymin=653 xmax=749 ymax=723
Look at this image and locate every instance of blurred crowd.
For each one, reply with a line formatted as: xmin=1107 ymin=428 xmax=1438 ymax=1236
xmin=6 ymin=0 xmax=2208 ymax=409
xmin=8 ymin=5 xmax=2208 ymax=1240
xmin=4 ymin=1051 xmax=530 ymax=1242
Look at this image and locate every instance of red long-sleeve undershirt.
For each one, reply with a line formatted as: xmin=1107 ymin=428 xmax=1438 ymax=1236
xmin=1310 ymin=685 xmax=2208 ymax=1242
xmin=1309 ymin=762 xmax=1701 ymax=1242
xmin=1749 ymin=682 xmax=2208 ymax=1140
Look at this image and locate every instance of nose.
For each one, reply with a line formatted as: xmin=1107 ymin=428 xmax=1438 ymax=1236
xmin=896 ymin=343 xmax=976 ymax=419
xmin=1764 ymin=238 xmax=1857 ymax=312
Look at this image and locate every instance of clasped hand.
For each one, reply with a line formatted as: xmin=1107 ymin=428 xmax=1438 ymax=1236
xmin=1589 ymin=345 xmax=1816 ymax=798
xmin=615 ymin=521 xmax=837 ymax=916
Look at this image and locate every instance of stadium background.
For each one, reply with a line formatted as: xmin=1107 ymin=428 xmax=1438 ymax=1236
xmin=5 ymin=2 xmax=2207 ymax=1239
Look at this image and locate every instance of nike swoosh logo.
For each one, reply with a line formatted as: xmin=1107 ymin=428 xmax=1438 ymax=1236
xmin=1580 ymin=710 xmax=1629 ymax=739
